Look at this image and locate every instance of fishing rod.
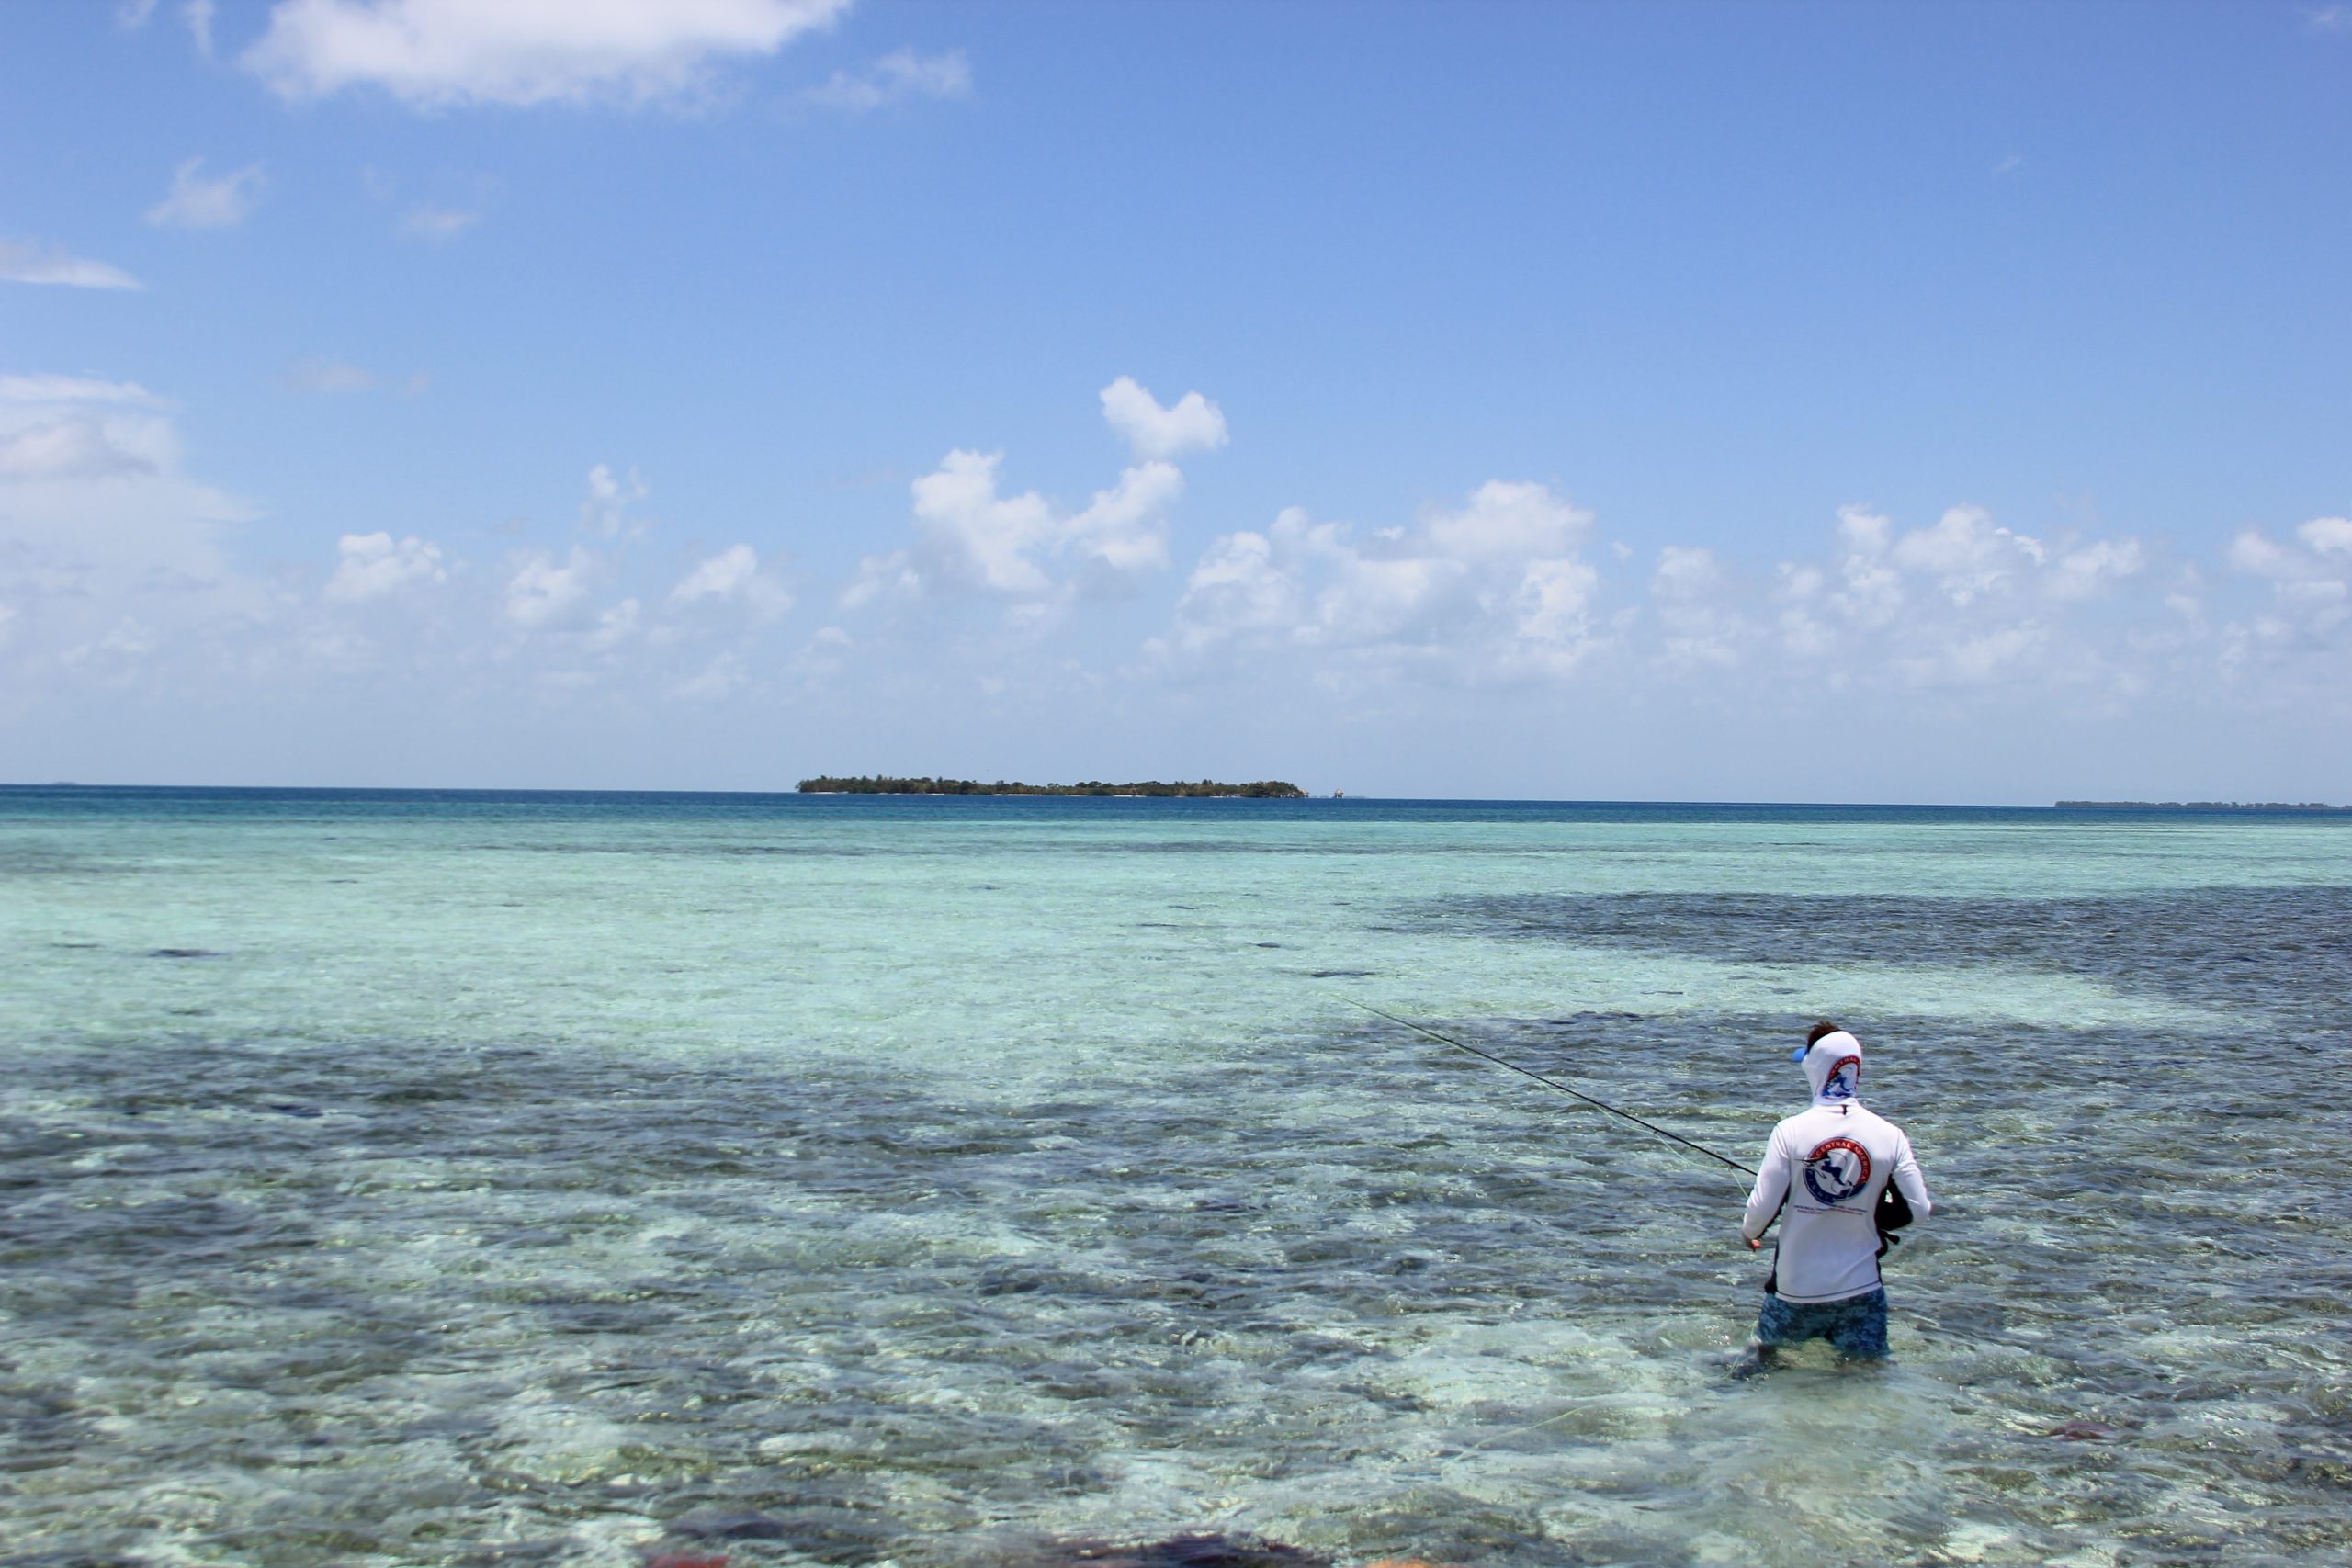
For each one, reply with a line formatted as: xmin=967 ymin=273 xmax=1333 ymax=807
xmin=1338 ymin=997 xmax=1753 ymax=1180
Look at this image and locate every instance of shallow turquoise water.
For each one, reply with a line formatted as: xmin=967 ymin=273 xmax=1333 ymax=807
xmin=4 ymin=790 xmax=2348 ymax=1567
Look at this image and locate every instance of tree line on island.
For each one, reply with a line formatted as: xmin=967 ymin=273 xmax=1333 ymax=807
xmin=797 ymin=775 xmax=1308 ymax=798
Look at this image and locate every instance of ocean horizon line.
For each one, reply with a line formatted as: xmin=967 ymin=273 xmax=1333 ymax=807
xmin=4 ymin=781 xmax=2343 ymax=814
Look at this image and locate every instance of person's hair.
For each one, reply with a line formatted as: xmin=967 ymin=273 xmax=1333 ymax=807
xmin=1805 ymin=1020 xmax=1843 ymax=1047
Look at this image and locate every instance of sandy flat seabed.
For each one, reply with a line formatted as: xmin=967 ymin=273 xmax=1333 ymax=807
xmin=4 ymin=790 xmax=2347 ymax=1568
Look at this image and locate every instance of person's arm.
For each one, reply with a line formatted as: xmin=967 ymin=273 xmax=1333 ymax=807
xmin=1740 ymin=1127 xmax=1792 ymax=1248
xmin=1892 ymin=1131 xmax=1931 ymax=1223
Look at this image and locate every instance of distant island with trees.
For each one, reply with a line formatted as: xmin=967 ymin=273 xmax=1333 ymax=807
xmin=2057 ymin=800 xmax=2348 ymax=812
xmin=799 ymin=775 xmax=1308 ymax=798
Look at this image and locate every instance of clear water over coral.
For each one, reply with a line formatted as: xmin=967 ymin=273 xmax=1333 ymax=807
xmin=4 ymin=788 xmax=2347 ymax=1567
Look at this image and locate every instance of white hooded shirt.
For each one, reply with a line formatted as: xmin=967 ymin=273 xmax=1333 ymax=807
xmin=1740 ymin=1031 xmax=1932 ymax=1303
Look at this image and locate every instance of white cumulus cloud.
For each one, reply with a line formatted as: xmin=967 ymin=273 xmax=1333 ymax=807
xmin=1767 ymin=503 xmax=2157 ymax=688
xmin=1815 ymin=506 xmax=1907 ymax=630
xmin=1896 ymin=622 xmax=2052 ymax=687
xmin=0 ymin=418 xmax=159 ymax=481
xmin=843 ymin=380 xmax=1227 ymax=615
xmin=324 ymin=531 xmax=445 ymax=602
xmin=1648 ymin=546 xmax=1749 ymax=669
xmin=147 ymin=157 xmax=267 ymax=230
xmin=2223 ymin=516 xmax=2352 ymax=642
xmin=1168 ymin=527 xmax=1303 ymax=652
xmin=0 ymin=379 xmax=185 ymax=489
xmin=853 ymin=446 xmax=1204 ymax=616
xmin=243 ymin=0 xmax=852 ymax=108
xmin=0 ymin=372 xmax=262 ymax=682
xmin=1157 ymin=491 xmax=2183 ymax=697
xmin=1165 ymin=479 xmax=1603 ymax=680
xmin=504 ymin=547 xmax=594 ymax=628
xmin=1101 ymin=376 xmax=1228 ymax=461
xmin=908 ymin=449 xmax=1058 ymax=597
xmin=2298 ymin=515 xmax=2352 ymax=556
xmin=1652 ymin=545 xmax=1720 ymax=600
xmin=1065 ymin=459 xmax=1182 ymax=580
xmin=2225 ymin=523 xmax=2352 ymax=582
xmin=1424 ymin=479 xmax=1590 ymax=561
xmin=2228 ymin=527 xmax=2299 ymax=581
xmin=2046 ymin=538 xmax=2145 ymax=601
xmin=1888 ymin=504 xmax=2044 ymax=605
xmin=670 ymin=543 xmax=792 ymax=620
xmin=672 ymin=544 xmax=758 ymax=603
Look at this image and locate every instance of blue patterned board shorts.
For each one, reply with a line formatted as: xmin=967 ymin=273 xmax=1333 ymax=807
xmin=1756 ymin=1287 xmax=1890 ymax=1359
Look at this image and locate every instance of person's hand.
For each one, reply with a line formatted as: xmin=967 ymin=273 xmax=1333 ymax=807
xmin=1743 ymin=1235 xmax=1761 ymax=1251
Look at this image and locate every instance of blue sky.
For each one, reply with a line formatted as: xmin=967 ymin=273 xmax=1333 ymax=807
xmin=4 ymin=0 xmax=2347 ymax=800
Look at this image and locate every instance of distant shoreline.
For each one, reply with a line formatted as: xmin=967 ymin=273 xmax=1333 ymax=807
xmin=5 ymin=783 xmax=2343 ymax=811
xmin=2056 ymin=800 xmax=2349 ymax=812
xmin=797 ymin=775 xmax=1309 ymax=799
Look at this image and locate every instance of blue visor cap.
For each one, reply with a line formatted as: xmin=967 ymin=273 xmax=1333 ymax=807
xmin=1791 ymin=1044 xmax=1811 ymax=1063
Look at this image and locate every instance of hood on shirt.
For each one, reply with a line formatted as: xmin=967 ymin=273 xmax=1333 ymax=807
xmin=1792 ymin=1030 xmax=1863 ymax=1103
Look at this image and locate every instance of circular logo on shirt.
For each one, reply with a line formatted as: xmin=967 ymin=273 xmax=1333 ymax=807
xmin=1803 ymin=1136 xmax=1872 ymax=1204
xmin=1820 ymin=1055 xmax=1860 ymax=1100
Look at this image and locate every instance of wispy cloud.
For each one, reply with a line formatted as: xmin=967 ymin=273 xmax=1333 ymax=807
xmin=2308 ymin=5 xmax=2350 ymax=34
xmin=286 ymin=357 xmax=377 ymax=394
xmin=147 ymin=157 xmax=266 ymax=230
xmin=581 ymin=465 xmax=650 ymax=537
xmin=671 ymin=543 xmax=793 ymax=621
xmin=0 ymin=239 xmax=142 ymax=290
xmin=184 ymin=0 xmax=217 ymax=57
xmin=0 ymin=375 xmax=158 ymax=405
xmin=243 ymin=0 xmax=852 ymax=109
xmin=808 ymin=48 xmax=972 ymax=112
xmin=0 ymin=368 xmax=262 ymax=686
xmin=365 ymin=165 xmax=497 ymax=241
xmin=400 ymin=205 xmax=481 ymax=241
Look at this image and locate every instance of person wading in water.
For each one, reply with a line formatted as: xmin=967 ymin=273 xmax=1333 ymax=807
xmin=1736 ymin=1021 xmax=1932 ymax=1371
